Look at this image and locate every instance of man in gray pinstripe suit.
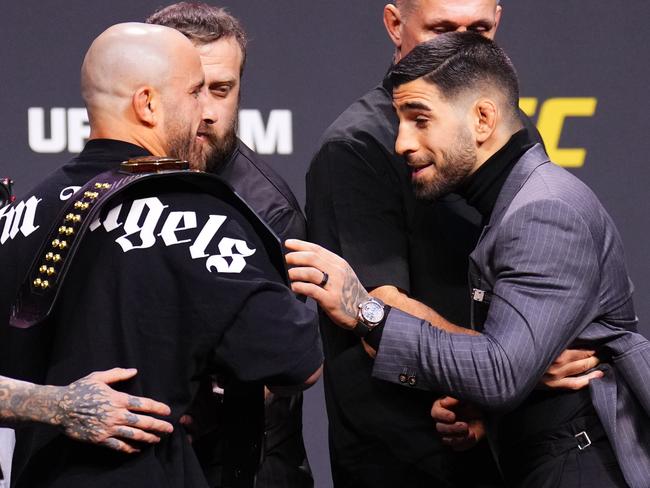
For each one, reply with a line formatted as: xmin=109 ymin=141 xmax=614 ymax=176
xmin=286 ymin=32 xmax=650 ymax=487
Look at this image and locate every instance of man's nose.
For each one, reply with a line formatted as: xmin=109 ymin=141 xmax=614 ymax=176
xmin=395 ymin=126 xmax=417 ymax=156
xmin=199 ymin=91 xmax=217 ymax=125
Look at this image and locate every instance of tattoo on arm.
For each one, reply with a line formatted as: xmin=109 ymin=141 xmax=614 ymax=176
xmin=340 ymin=267 xmax=370 ymax=322
xmin=0 ymin=376 xmax=55 ymax=427
xmin=0 ymin=374 xmax=116 ymax=445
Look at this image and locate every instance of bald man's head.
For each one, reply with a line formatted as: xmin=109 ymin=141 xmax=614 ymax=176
xmin=385 ymin=0 xmax=502 ymax=62
xmin=81 ymin=22 xmax=206 ymax=160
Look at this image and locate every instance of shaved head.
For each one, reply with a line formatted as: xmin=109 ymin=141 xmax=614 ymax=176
xmin=81 ymin=22 xmax=206 ymax=160
xmin=395 ymin=0 xmax=417 ymax=17
xmin=395 ymin=0 xmax=500 ymax=16
xmin=385 ymin=0 xmax=502 ymax=62
xmin=82 ymin=23 xmax=192 ymax=119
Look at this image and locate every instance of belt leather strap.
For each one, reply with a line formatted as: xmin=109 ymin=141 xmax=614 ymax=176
xmin=10 ymin=157 xmax=287 ymax=329
xmin=10 ymin=164 xmax=157 ymax=328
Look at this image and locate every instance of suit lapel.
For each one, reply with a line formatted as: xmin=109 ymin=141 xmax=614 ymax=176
xmin=467 ymin=144 xmax=550 ymax=330
xmin=469 ymin=144 xmax=549 ymax=254
xmin=487 ymin=144 xmax=550 ymax=229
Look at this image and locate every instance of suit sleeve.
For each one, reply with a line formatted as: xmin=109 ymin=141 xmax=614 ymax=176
xmin=373 ymin=199 xmax=601 ymax=411
xmin=306 ymin=139 xmax=410 ymax=291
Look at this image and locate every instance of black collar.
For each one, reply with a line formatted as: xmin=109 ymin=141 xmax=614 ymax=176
xmin=458 ymin=129 xmax=533 ymax=222
xmin=76 ymin=139 xmax=151 ymax=163
xmin=382 ymin=65 xmax=395 ymax=93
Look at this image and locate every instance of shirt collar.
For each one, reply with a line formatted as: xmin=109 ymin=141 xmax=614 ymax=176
xmin=76 ymin=139 xmax=151 ymax=163
xmin=458 ymin=129 xmax=533 ymax=222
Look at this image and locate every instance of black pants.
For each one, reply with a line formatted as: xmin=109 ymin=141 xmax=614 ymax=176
xmin=500 ymin=416 xmax=627 ymax=488
xmin=332 ymin=439 xmax=503 ymax=488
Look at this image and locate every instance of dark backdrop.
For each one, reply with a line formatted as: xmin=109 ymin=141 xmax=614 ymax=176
xmin=1 ymin=2 xmax=648 ymax=487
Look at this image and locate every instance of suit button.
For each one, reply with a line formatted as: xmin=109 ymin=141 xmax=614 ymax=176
xmin=408 ymin=376 xmax=417 ymax=387
xmin=399 ymin=373 xmax=408 ymax=384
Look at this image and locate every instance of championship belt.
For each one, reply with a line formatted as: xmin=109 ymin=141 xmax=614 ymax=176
xmin=11 ymin=155 xmax=287 ymax=329
xmin=10 ymin=155 xmax=284 ymax=488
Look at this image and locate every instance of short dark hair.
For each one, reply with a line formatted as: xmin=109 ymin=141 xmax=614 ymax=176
xmin=146 ymin=2 xmax=247 ymax=75
xmin=390 ymin=32 xmax=520 ymax=119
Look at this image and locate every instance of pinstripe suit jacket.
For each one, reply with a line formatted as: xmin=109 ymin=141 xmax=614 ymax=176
xmin=373 ymin=144 xmax=650 ymax=487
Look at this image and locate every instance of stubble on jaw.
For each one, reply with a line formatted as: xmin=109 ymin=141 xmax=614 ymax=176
xmin=199 ymin=112 xmax=239 ymax=174
xmin=166 ymin=126 xmax=203 ymax=166
xmin=412 ymin=128 xmax=476 ymax=201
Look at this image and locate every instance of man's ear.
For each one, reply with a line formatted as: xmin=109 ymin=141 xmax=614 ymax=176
xmin=473 ymin=99 xmax=498 ymax=143
xmin=494 ymin=5 xmax=503 ymax=33
xmin=383 ymin=3 xmax=403 ymax=50
xmin=132 ymin=87 xmax=157 ymax=127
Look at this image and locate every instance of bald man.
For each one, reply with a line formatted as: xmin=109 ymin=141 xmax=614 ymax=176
xmin=0 ymin=23 xmax=321 ymax=488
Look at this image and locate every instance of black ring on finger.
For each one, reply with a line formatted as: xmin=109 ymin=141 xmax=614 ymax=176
xmin=319 ymin=271 xmax=329 ymax=288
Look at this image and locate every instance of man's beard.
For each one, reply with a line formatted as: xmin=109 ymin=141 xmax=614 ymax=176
xmin=200 ymin=112 xmax=239 ymax=174
xmin=166 ymin=118 xmax=201 ymax=164
xmin=411 ymin=128 xmax=476 ymax=202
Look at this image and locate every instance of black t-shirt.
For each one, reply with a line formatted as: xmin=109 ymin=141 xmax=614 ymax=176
xmin=0 ymin=139 xmax=322 ymax=488
xmin=208 ymin=140 xmax=312 ymax=488
xmin=218 ymin=141 xmax=306 ymax=244
xmin=306 ymin=79 xmax=482 ymax=486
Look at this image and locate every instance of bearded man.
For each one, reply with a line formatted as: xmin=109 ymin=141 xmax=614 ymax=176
xmin=0 ymin=22 xmax=321 ymax=488
xmin=147 ymin=4 xmax=312 ymax=487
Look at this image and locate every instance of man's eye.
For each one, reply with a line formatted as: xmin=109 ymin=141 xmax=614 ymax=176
xmin=211 ymin=86 xmax=231 ymax=97
xmin=415 ymin=118 xmax=428 ymax=128
xmin=470 ymin=26 xmax=489 ymax=33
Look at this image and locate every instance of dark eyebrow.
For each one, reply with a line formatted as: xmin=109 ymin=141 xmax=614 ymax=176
xmin=399 ymin=101 xmax=432 ymax=112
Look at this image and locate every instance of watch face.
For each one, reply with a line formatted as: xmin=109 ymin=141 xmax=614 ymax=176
xmin=361 ymin=300 xmax=384 ymax=324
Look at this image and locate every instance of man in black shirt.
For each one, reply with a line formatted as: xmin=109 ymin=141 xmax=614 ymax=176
xmin=147 ymin=4 xmax=311 ymax=487
xmin=306 ymin=1 xmax=601 ymax=486
xmin=0 ymin=22 xmax=321 ymax=488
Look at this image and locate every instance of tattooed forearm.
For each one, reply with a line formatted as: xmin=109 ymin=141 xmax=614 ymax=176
xmin=0 ymin=375 xmax=60 ymax=427
xmin=0 ymin=374 xmax=111 ymax=444
xmin=1 ymin=369 xmax=171 ymax=453
xmin=340 ymin=266 xmax=370 ymax=323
